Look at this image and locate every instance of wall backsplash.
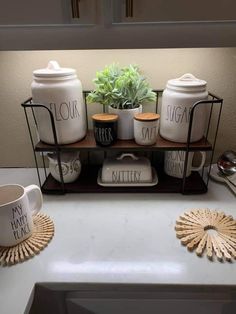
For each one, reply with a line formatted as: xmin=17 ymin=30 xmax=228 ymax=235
xmin=0 ymin=48 xmax=236 ymax=167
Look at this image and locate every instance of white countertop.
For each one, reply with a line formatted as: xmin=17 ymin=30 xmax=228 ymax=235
xmin=0 ymin=168 xmax=235 ymax=314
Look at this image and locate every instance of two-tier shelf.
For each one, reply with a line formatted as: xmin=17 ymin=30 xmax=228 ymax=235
xmin=21 ymin=90 xmax=223 ymax=195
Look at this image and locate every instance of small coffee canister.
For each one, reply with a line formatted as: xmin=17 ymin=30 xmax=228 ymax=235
xmin=134 ymin=113 xmax=160 ymax=145
xmin=92 ymin=113 xmax=118 ymax=146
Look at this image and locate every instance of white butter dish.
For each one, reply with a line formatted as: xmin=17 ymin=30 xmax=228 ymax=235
xmin=100 ymin=153 xmax=155 ymax=185
xmin=98 ymin=167 xmax=158 ymax=187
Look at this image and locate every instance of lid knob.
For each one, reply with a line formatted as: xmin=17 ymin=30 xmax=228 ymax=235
xmin=179 ymin=73 xmax=197 ymax=81
xmin=33 ymin=61 xmax=76 ymax=77
xmin=47 ymin=61 xmax=61 ymax=71
xmin=166 ymin=73 xmax=207 ymax=90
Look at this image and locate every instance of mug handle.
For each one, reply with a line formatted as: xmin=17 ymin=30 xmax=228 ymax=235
xmin=25 ymin=185 xmax=43 ymax=216
xmin=191 ymin=151 xmax=206 ymax=172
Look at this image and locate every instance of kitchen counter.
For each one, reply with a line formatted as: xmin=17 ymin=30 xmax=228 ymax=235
xmin=0 ymin=168 xmax=235 ymax=314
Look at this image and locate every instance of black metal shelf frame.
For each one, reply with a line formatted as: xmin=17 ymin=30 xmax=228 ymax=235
xmin=21 ymin=90 xmax=223 ymax=195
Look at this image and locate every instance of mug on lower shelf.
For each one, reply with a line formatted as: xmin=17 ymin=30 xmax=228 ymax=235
xmin=164 ymin=151 xmax=206 ymax=178
xmin=47 ymin=152 xmax=81 ymax=183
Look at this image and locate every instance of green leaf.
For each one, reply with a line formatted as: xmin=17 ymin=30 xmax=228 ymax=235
xmin=86 ymin=63 xmax=156 ymax=109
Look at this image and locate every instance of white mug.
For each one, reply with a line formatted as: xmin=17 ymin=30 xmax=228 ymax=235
xmin=0 ymin=184 xmax=43 ymax=247
xmin=164 ymin=151 xmax=206 ymax=178
xmin=47 ymin=152 xmax=81 ymax=183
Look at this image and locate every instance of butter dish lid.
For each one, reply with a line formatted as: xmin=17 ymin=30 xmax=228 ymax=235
xmin=101 ymin=153 xmax=152 ymax=183
xmin=103 ymin=153 xmax=151 ymax=167
xmin=33 ymin=61 xmax=76 ymax=78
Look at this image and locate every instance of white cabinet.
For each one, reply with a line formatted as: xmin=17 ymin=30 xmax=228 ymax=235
xmin=0 ymin=0 xmax=101 ymax=50
xmin=112 ymin=0 xmax=236 ymax=23
xmin=0 ymin=0 xmax=236 ymax=50
xmin=107 ymin=0 xmax=236 ymax=49
xmin=0 ymin=0 xmax=96 ymax=25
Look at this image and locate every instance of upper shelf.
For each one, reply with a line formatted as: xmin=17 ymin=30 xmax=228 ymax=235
xmin=35 ymin=130 xmax=212 ymax=152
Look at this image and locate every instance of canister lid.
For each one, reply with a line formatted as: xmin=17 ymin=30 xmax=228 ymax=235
xmin=134 ymin=113 xmax=160 ymax=122
xmin=92 ymin=113 xmax=118 ymax=122
xmin=33 ymin=61 xmax=76 ymax=78
xmin=166 ymin=73 xmax=207 ymax=92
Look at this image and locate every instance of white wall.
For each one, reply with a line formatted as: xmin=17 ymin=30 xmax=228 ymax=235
xmin=0 ymin=48 xmax=235 ymax=167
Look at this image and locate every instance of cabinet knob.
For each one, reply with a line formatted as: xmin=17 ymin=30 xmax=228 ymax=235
xmin=126 ymin=0 xmax=133 ymax=18
xmin=71 ymin=0 xmax=80 ymax=18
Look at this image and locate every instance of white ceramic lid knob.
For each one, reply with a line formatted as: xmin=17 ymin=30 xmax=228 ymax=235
xmin=179 ymin=73 xmax=197 ymax=81
xmin=47 ymin=60 xmax=61 ymax=71
xmin=33 ymin=61 xmax=76 ymax=77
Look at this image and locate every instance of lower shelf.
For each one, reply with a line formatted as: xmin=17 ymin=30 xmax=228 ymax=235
xmin=41 ymin=166 xmax=208 ymax=195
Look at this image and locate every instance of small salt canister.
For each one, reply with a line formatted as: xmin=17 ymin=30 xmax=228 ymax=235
xmin=92 ymin=113 xmax=118 ymax=146
xmin=134 ymin=113 xmax=160 ymax=145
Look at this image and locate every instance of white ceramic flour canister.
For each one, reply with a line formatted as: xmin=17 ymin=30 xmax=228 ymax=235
xmin=160 ymin=73 xmax=208 ymax=143
xmin=31 ymin=61 xmax=87 ymax=144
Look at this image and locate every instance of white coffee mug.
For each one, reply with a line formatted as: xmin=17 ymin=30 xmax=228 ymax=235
xmin=47 ymin=152 xmax=81 ymax=183
xmin=0 ymin=184 xmax=43 ymax=247
xmin=164 ymin=151 xmax=206 ymax=178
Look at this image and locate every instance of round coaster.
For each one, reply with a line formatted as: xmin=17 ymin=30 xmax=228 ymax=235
xmin=0 ymin=213 xmax=54 ymax=266
xmin=175 ymin=209 xmax=236 ymax=262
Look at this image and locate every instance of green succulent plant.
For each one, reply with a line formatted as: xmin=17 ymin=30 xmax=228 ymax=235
xmin=87 ymin=64 xmax=156 ymax=109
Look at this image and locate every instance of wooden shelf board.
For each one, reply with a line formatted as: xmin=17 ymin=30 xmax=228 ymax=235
xmin=36 ymin=131 xmax=212 ymax=152
xmin=41 ymin=166 xmax=207 ymax=195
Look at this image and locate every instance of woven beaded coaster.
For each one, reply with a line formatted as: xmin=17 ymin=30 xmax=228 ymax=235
xmin=0 ymin=213 xmax=54 ymax=266
xmin=175 ymin=208 xmax=236 ymax=262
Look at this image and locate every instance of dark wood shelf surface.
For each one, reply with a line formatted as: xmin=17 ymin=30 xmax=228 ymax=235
xmin=41 ymin=166 xmax=207 ymax=195
xmin=36 ymin=131 xmax=212 ymax=152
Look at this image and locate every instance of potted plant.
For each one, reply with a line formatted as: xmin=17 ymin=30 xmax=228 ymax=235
xmin=87 ymin=64 xmax=156 ymax=140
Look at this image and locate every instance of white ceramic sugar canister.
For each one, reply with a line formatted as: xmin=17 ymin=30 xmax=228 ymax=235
xmin=160 ymin=73 xmax=208 ymax=143
xmin=31 ymin=61 xmax=87 ymax=144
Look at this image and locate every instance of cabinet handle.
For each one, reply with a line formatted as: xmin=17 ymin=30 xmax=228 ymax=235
xmin=126 ymin=0 xmax=133 ymax=18
xmin=71 ymin=0 xmax=80 ymax=18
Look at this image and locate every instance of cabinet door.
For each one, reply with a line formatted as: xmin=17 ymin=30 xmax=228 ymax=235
xmin=0 ymin=0 xmax=96 ymax=25
xmin=113 ymin=0 xmax=236 ymax=23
